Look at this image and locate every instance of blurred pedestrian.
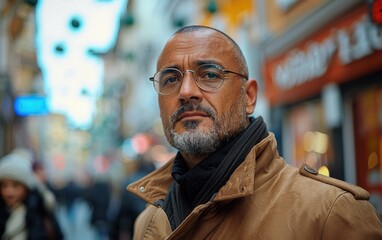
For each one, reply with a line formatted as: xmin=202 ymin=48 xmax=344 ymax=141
xmin=109 ymin=158 xmax=155 ymax=240
xmin=31 ymin=159 xmax=64 ymax=239
xmin=0 ymin=149 xmax=63 ymax=240
xmin=85 ymin=177 xmax=111 ymax=240
xmin=60 ymin=180 xmax=83 ymax=222
xmin=32 ymin=160 xmax=57 ymax=213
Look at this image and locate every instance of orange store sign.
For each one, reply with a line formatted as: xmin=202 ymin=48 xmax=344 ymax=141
xmin=264 ymin=6 xmax=382 ymax=106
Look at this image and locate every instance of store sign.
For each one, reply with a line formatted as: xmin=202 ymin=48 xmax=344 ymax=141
xmin=273 ymin=16 xmax=382 ymax=89
xmin=264 ymin=6 xmax=382 ymax=106
xmin=14 ymin=96 xmax=48 ymax=116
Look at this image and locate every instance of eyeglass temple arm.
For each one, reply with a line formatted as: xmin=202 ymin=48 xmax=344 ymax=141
xmin=224 ymin=70 xmax=248 ymax=80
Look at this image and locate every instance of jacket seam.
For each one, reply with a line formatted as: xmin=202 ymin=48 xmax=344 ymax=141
xmin=321 ymin=191 xmax=347 ymax=239
xmin=142 ymin=206 xmax=161 ymax=240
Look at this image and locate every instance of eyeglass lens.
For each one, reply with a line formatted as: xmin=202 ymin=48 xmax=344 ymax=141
xmin=154 ymin=64 xmax=225 ymax=95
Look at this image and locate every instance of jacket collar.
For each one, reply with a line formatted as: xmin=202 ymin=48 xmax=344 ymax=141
xmin=127 ymin=133 xmax=285 ymax=204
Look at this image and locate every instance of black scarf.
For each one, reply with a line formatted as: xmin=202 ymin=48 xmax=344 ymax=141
xmin=157 ymin=117 xmax=268 ymax=230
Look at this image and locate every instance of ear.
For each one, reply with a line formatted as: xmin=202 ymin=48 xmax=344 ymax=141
xmin=245 ymin=80 xmax=258 ymax=115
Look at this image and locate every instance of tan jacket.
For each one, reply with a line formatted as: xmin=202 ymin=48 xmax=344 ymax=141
xmin=128 ymin=133 xmax=382 ymax=240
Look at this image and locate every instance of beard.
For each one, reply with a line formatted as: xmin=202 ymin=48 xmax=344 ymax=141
xmin=162 ymin=88 xmax=248 ymax=156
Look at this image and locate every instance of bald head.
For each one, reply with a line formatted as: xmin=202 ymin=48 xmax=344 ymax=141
xmin=159 ymin=25 xmax=248 ymax=79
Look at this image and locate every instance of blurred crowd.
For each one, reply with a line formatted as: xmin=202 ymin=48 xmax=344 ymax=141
xmin=0 ymin=148 xmax=155 ymax=240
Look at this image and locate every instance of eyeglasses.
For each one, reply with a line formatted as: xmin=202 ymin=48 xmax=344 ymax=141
xmin=149 ymin=63 xmax=248 ymax=95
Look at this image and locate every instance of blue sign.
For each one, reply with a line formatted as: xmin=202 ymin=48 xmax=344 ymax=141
xmin=14 ymin=96 xmax=48 ymax=116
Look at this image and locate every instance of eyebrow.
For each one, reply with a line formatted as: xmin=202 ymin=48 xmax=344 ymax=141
xmin=161 ymin=60 xmax=223 ymax=70
xmin=162 ymin=65 xmax=180 ymax=69
xmin=195 ymin=60 xmax=221 ymax=66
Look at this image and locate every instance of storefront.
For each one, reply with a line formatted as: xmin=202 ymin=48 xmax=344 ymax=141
xmin=263 ymin=3 xmax=382 ymax=214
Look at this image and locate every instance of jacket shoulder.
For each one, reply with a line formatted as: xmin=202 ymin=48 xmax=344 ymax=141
xmin=299 ymin=164 xmax=370 ymax=200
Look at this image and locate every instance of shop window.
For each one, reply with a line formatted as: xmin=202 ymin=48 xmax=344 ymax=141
xmin=284 ymin=100 xmax=334 ymax=176
xmin=352 ymin=85 xmax=382 ymax=215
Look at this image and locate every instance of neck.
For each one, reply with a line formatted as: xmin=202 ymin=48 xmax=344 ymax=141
xmin=180 ymin=153 xmax=208 ymax=169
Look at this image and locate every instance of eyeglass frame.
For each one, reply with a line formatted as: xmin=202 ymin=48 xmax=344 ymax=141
xmin=149 ymin=63 xmax=248 ymax=95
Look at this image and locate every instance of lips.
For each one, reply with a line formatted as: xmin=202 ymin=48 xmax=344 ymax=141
xmin=178 ymin=111 xmax=209 ymax=121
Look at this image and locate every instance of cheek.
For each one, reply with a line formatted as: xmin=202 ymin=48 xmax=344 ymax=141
xmin=217 ymin=88 xmax=246 ymax=116
xmin=159 ymin=104 xmax=169 ymax=123
xmin=159 ymin=98 xmax=176 ymax=120
xmin=211 ymin=90 xmax=238 ymax=113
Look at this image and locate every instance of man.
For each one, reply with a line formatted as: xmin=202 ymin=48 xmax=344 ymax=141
xmin=127 ymin=25 xmax=382 ymax=239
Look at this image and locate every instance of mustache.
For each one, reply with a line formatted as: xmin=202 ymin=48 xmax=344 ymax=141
xmin=169 ymin=103 xmax=216 ymax=125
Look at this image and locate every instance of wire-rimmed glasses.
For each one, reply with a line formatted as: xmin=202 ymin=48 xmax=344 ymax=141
xmin=149 ymin=63 xmax=248 ymax=95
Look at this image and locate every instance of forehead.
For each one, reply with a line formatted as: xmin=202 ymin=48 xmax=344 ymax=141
xmin=157 ymin=30 xmax=236 ymax=69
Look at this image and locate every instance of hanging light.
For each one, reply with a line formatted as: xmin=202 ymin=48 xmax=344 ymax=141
xmin=207 ymin=0 xmax=218 ymax=14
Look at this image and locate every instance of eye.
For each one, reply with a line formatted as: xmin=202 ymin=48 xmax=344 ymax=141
xmin=204 ymin=71 xmax=219 ymax=79
xmin=198 ymin=67 xmax=224 ymax=80
xmin=162 ymin=76 xmax=180 ymax=86
xmin=159 ymin=70 xmax=181 ymax=87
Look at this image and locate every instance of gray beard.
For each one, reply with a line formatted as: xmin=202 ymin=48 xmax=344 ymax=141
xmin=164 ymin=86 xmax=248 ymax=156
xmin=170 ymin=120 xmax=221 ymax=155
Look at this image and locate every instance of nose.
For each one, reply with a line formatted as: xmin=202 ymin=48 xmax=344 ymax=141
xmin=178 ymin=70 xmax=203 ymax=102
